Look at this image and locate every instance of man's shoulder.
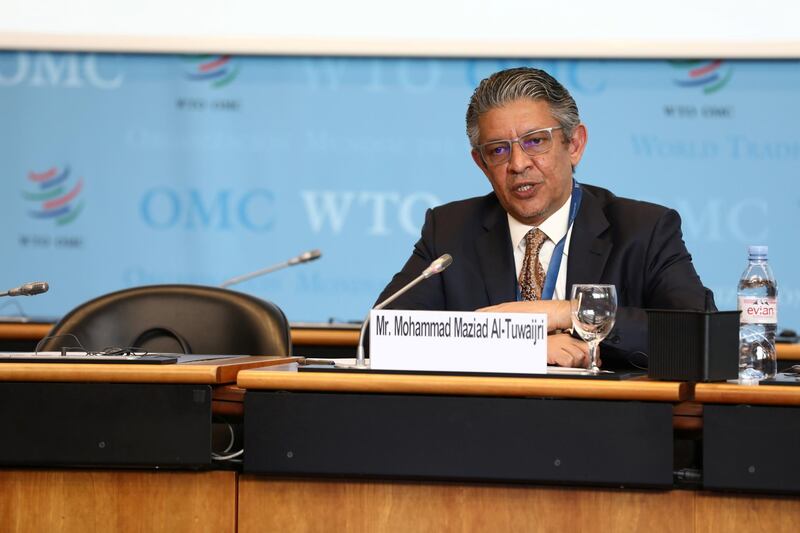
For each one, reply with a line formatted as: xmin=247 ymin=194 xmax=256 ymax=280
xmin=423 ymin=192 xmax=503 ymax=239
xmin=429 ymin=192 xmax=502 ymax=224
xmin=432 ymin=192 xmax=498 ymax=214
xmin=581 ymin=183 xmax=673 ymax=219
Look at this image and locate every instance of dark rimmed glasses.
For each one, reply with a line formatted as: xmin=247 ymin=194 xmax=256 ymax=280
xmin=476 ymin=126 xmax=563 ymax=166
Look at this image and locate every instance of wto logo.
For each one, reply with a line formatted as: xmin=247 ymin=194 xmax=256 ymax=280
xmin=670 ymin=60 xmax=733 ymax=94
xmin=183 ymin=55 xmax=240 ymax=88
xmin=23 ymin=166 xmax=85 ymax=226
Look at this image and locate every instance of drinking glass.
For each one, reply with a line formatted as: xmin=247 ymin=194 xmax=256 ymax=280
xmin=570 ymin=284 xmax=618 ymax=374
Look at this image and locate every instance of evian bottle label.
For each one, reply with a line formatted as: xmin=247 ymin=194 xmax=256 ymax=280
xmin=738 ymin=296 xmax=778 ymax=324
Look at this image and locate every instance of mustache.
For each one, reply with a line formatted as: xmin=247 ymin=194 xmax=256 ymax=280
xmin=508 ymin=171 xmax=543 ymax=184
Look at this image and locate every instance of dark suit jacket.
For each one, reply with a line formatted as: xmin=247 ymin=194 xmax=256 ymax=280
xmin=375 ymin=183 xmax=713 ymax=366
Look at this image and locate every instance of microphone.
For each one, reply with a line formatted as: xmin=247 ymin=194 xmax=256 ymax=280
xmin=420 ymin=254 xmax=453 ymax=280
xmin=287 ymin=249 xmax=321 ymax=266
xmin=0 ymin=281 xmax=50 ymax=297
xmin=355 ymin=254 xmax=453 ymax=368
xmin=220 ymin=249 xmax=322 ymax=288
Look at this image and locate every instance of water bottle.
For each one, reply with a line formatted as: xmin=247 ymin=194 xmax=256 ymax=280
xmin=737 ymin=245 xmax=778 ymax=381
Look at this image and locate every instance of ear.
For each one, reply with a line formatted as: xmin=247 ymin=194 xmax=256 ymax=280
xmin=567 ymin=124 xmax=588 ymax=167
xmin=471 ymin=149 xmax=488 ymax=174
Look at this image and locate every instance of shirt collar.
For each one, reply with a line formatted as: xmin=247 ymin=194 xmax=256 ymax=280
xmin=507 ymin=193 xmax=573 ymax=251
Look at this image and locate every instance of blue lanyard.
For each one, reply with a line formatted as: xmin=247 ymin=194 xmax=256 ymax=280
xmin=516 ymin=180 xmax=583 ymax=301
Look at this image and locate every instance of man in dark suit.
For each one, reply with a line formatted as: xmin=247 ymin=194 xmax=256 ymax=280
xmin=376 ymin=67 xmax=712 ymax=369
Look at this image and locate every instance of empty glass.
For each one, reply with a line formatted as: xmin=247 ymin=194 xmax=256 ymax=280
xmin=570 ymin=284 xmax=618 ymax=374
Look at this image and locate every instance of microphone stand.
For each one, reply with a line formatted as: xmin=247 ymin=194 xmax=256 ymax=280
xmin=354 ymin=254 xmax=452 ymax=368
xmin=220 ymin=250 xmax=321 ymax=288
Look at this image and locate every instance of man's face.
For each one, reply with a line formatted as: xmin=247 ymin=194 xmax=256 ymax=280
xmin=471 ymin=98 xmax=587 ymax=226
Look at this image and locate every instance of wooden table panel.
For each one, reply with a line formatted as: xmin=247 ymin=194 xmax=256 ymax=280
xmin=0 ymin=470 xmax=236 ymax=533
xmin=239 ymin=476 xmax=693 ymax=533
xmin=673 ymin=401 xmax=703 ymax=431
xmin=212 ymin=384 xmax=246 ymax=417
xmin=238 ymin=367 xmax=688 ymax=401
xmin=291 ymin=327 xmax=360 ymax=346
xmin=776 ymin=343 xmax=800 ymax=360
xmin=0 ymin=322 xmax=366 ymax=346
xmin=4 ymin=321 xmax=800 ymax=359
xmin=695 ymin=492 xmax=800 ymax=532
xmin=694 ymin=383 xmax=800 ymax=405
xmin=0 ymin=356 xmax=297 ymax=384
xmin=0 ymin=323 xmax=52 ymax=341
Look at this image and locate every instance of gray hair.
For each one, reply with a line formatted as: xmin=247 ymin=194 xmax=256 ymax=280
xmin=466 ymin=67 xmax=580 ymax=148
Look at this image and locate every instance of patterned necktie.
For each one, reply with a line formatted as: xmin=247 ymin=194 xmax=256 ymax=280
xmin=519 ymin=228 xmax=548 ymax=301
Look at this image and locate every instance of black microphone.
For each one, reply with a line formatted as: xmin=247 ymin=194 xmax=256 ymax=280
xmin=0 ymin=281 xmax=50 ymax=297
xmin=355 ymin=254 xmax=453 ymax=368
xmin=220 ymin=249 xmax=322 ymax=288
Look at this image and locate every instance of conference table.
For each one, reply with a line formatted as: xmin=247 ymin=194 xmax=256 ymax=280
xmin=236 ymin=363 xmax=800 ymax=532
xmin=4 ymin=321 xmax=800 ymax=360
xmin=0 ymin=355 xmax=295 ymax=533
xmin=696 ymin=381 xmax=800 ymax=493
xmin=0 ymin=321 xmax=363 ymax=358
xmin=3 ymin=327 xmax=800 ymax=532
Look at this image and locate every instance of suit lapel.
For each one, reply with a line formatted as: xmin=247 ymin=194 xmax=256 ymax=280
xmin=566 ymin=186 xmax=612 ymax=289
xmin=476 ymin=196 xmax=517 ymax=305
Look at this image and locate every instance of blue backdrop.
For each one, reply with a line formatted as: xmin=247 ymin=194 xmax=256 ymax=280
xmin=1 ymin=53 xmax=797 ymax=328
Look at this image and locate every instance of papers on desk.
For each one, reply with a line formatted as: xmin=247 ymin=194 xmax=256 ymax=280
xmin=175 ymin=354 xmax=245 ymax=363
xmin=318 ymin=360 xmax=608 ymax=376
xmin=546 ymin=366 xmax=614 ymax=375
xmin=0 ymin=352 xmax=178 ymax=364
xmin=300 ymin=360 xmax=625 ymax=380
xmin=546 ymin=366 xmax=592 ymax=375
xmin=0 ymin=353 xmax=258 ymax=364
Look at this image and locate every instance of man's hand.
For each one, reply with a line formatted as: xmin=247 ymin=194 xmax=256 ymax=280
xmin=547 ymin=333 xmax=593 ymax=368
xmin=477 ymin=300 xmax=572 ymax=331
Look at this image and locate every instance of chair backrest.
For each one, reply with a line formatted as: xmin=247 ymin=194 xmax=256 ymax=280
xmin=39 ymin=284 xmax=291 ymax=356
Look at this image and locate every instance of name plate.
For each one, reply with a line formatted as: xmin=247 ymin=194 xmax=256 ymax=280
xmin=370 ymin=309 xmax=547 ymax=374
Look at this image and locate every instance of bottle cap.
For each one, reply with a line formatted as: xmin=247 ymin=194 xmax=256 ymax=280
xmin=748 ymin=245 xmax=768 ymax=259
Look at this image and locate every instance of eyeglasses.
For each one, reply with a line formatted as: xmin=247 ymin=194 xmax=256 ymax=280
xmin=476 ymin=126 xmax=563 ymax=166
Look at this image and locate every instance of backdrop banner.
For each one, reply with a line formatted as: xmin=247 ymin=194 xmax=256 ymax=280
xmin=1 ymin=53 xmax=797 ymax=329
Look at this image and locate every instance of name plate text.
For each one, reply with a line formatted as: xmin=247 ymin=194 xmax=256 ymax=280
xmin=370 ymin=309 xmax=547 ymax=374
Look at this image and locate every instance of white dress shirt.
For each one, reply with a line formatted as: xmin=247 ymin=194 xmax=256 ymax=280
xmin=508 ymin=194 xmax=574 ymax=301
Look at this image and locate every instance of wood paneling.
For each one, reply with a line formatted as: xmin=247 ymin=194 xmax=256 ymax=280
xmin=291 ymin=327 xmax=360 ymax=346
xmin=239 ymin=476 xmax=693 ymax=533
xmin=673 ymin=401 xmax=703 ymax=431
xmin=776 ymin=343 xmax=800 ymax=360
xmin=0 ymin=470 xmax=236 ymax=533
xmin=0 ymin=356 xmax=296 ymax=384
xmin=238 ymin=368 xmax=688 ymax=401
xmin=0 ymin=323 xmax=364 ymax=347
xmin=695 ymin=492 xmax=800 ymax=532
xmin=212 ymin=385 xmax=246 ymax=416
xmin=0 ymin=323 xmax=52 ymax=341
xmin=5 ymin=322 xmax=800 ymax=357
xmin=694 ymin=383 xmax=800 ymax=406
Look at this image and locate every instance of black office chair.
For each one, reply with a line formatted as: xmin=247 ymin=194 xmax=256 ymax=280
xmin=39 ymin=284 xmax=291 ymax=356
